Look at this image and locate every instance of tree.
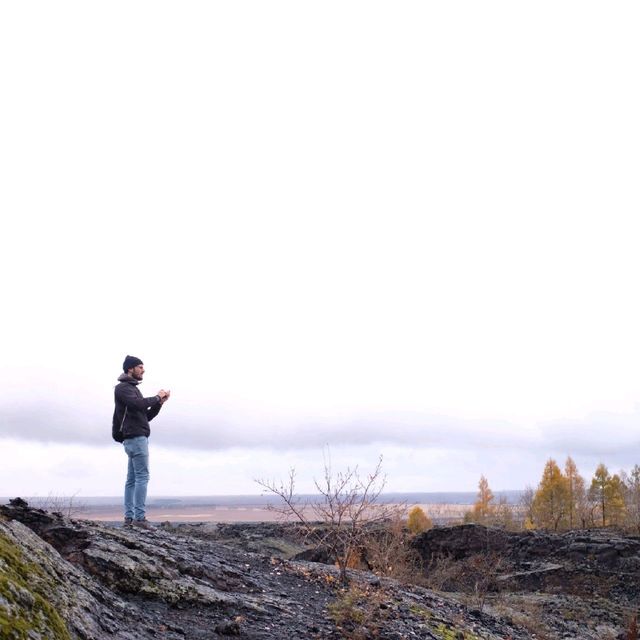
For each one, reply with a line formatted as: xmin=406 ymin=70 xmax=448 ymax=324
xmin=465 ymin=475 xmax=495 ymax=524
xmin=493 ymin=495 xmax=516 ymax=530
xmin=589 ymin=463 xmax=626 ymax=527
xmin=532 ymin=459 xmax=570 ymax=531
xmin=623 ymin=465 xmax=640 ymax=533
xmin=256 ymin=454 xmax=401 ymax=584
xmin=519 ymin=485 xmax=536 ymax=530
xmin=608 ymin=473 xmax=627 ymax=526
xmin=590 ymin=463 xmax=610 ymax=526
xmin=564 ymin=457 xmax=587 ymax=529
xmin=407 ymin=506 xmax=432 ymax=534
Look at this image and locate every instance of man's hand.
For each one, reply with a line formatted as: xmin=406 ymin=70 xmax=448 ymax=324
xmin=158 ymin=389 xmax=171 ymax=404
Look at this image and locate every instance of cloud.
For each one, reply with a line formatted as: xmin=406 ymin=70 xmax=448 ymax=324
xmin=2 ymin=397 xmax=639 ymax=478
xmin=151 ymin=411 xmax=532 ymax=452
xmin=0 ymin=404 xmax=106 ymax=446
xmin=0 ymin=398 xmax=552 ymax=452
xmin=0 ymin=393 xmax=528 ymax=449
xmin=538 ymin=408 xmax=640 ymax=457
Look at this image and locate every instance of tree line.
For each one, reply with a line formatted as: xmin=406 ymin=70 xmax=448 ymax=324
xmin=465 ymin=457 xmax=640 ymax=531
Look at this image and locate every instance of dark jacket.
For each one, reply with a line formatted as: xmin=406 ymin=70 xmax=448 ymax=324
xmin=112 ymin=373 xmax=162 ymax=442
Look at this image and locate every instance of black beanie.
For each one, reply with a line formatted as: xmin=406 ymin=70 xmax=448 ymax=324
xmin=123 ymin=355 xmax=143 ymax=372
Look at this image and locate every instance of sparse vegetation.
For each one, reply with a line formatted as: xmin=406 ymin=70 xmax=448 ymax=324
xmin=362 ymin=515 xmax=423 ymax=582
xmin=463 ymin=476 xmax=518 ymax=529
xmin=424 ymin=551 xmax=504 ymax=614
xmin=257 ymin=453 xmax=404 ymax=584
xmin=327 ymin=584 xmax=387 ymax=639
xmin=501 ymin=601 xmax=553 ymax=640
xmin=434 ymin=623 xmax=480 ymax=640
xmin=29 ymin=492 xmax=85 ymax=518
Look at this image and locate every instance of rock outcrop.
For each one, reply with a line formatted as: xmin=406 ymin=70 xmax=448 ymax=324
xmin=412 ymin=523 xmax=640 ymax=598
xmin=0 ymin=499 xmax=532 ymax=640
xmin=1 ymin=500 xmax=638 ymax=639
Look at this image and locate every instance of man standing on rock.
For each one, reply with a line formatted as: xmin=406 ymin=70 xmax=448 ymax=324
xmin=113 ymin=355 xmax=170 ymax=529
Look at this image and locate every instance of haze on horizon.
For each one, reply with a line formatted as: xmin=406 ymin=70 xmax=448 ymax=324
xmin=1 ymin=1 xmax=639 ymax=499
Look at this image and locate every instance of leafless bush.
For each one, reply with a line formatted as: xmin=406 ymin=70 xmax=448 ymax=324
xmin=30 ymin=492 xmax=86 ymax=517
xmin=257 ymin=453 xmax=403 ymax=584
xmin=362 ymin=515 xmax=423 ymax=583
xmin=424 ymin=551 xmax=505 ymax=613
xmin=498 ymin=600 xmax=553 ymax=640
xmin=424 ymin=552 xmax=467 ymax=592
xmin=464 ymin=552 xmax=505 ymax=613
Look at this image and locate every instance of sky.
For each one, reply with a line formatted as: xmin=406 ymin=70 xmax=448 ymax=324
xmin=1 ymin=2 xmax=640 ymax=498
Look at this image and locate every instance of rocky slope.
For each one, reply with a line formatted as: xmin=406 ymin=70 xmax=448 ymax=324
xmin=411 ymin=523 xmax=640 ymax=639
xmin=413 ymin=522 xmax=640 ymax=598
xmin=0 ymin=499 xmax=638 ymax=639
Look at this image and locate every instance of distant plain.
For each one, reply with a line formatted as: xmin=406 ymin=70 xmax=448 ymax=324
xmin=3 ymin=492 xmax=522 ymax=523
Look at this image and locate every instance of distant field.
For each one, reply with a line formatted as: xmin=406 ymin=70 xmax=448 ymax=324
xmin=2 ymin=492 xmax=521 ymax=523
xmin=0 ymin=491 xmax=500 ymax=524
xmin=75 ymin=502 xmax=473 ymax=523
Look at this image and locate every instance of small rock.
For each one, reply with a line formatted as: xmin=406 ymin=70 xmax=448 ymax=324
xmin=215 ymin=620 xmax=241 ymax=635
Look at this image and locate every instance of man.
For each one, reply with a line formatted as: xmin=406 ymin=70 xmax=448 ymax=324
xmin=113 ymin=355 xmax=170 ymax=529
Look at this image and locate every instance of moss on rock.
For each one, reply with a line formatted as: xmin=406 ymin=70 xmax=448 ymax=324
xmin=0 ymin=530 xmax=71 ymax=640
xmin=434 ymin=623 xmax=481 ymax=640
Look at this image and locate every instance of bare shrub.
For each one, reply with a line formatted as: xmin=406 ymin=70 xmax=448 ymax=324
xmin=424 ymin=551 xmax=505 ymax=614
xmin=504 ymin=601 xmax=553 ymax=640
xmin=257 ymin=453 xmax=403 ymax=584
xmin=363 ymin=515 xmax=423 ymax=583
xmin=30 ymin=492 xmax=85 ymax=517
xmin=463 ymin=552 xmax=505 ymax=613
xmin=424 ymin=552 xmax=467 ymax=592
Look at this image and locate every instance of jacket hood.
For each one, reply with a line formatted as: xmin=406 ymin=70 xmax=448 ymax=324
xmin=117 ymin=373 xmax=140 ymax=384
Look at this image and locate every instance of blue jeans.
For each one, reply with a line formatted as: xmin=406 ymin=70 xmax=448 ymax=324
xmin=123 ymin=436 xmax=149 ymax=521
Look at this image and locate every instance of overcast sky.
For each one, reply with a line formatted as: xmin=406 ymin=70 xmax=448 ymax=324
xmin=1 ymin=2 xmax=640 ymax=498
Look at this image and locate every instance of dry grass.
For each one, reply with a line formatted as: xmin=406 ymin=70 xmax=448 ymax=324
xmin=327 ymin=584 xmax=388 ymax=639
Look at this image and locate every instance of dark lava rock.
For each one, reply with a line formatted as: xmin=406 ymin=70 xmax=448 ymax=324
xmin=412 ymin=523 xmax=640 ymax=603
xmin=215 ymin=619 xmax=242 ymax=635
xmin=1 ymin=500 xmax=638 ymax=639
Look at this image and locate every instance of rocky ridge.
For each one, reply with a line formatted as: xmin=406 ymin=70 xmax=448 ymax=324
xmin=0 ymin=500 xmax=524 ymax=640
xmin=1 ymin=499 xmax=639 ymax=639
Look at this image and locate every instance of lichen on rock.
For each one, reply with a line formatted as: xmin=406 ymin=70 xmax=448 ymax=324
xmin=0 ymin=526 xmax=70 ymax=640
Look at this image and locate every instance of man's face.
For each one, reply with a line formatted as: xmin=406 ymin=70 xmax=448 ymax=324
xmin=129 ymin=364 xmax=145 ymax=380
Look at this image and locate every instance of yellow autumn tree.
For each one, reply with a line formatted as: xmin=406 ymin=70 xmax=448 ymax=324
xmin=564 ymin=456 xmax=587 ymax=529
xmin=589 ymin=463 xmax=626 ymax=527
xmin=465 ymin=475 xmax=495 ymax=524
xmin=532 ymin=459 xmax=570 ymax=531
xmin=406 ymin=506 xmax=433 ymax=534
xmin=608 ymin=474 xmax=626 ymax=526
